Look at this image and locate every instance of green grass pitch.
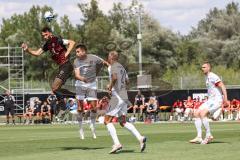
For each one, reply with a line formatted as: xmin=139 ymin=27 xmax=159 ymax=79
xmin=0 ymin=122 xmax=240 ymax=160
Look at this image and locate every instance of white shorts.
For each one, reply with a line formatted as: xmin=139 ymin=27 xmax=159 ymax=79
xmin=199 ymin=99 xmax=222 ymax=115
xmin=184 ymin=108 xmax=193 ymax=115
xmin=75 ymin=81 xmax=97 ymax=101
xmin=105 ymin=95 xmax=128 ymax=117
xmin=175 ymin=108 xmax=182 ymax=113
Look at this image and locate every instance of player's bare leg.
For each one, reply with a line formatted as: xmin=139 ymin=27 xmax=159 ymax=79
xmin=52 ymin=78 xmax=75 ymax=96
xmin=104 ymin=115 xmax=122 ymax=154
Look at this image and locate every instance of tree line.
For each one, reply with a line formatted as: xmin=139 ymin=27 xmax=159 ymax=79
xmin=0 ymin=0 xmax=239 ymax=89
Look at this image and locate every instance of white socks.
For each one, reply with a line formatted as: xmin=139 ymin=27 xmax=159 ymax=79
xmin=202 ymin=117 xmax=211 ymax=137
xmin=106 ymin=123 xmax=120 ymax=145
xmin=124 ymin=122 xmax=142 ymax=141
xmin=78 ymin=113 xmax=84 ymax=139
xmin=90 ymin=112 xmax=97 ymax=138
xmin=194 ymin=118 xmax=202 ymax=138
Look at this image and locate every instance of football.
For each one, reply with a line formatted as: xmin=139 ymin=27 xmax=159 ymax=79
xmin=44 ymin=11 xmax=54 ymax=22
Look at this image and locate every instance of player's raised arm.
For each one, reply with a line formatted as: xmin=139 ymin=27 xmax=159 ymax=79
xmin=63 ymin=39 xmax=75 ymax=58
xmin=21 ymin=43 xmax=44 ymax=56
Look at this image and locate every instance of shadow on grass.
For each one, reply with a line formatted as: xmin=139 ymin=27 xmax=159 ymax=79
xmin=111 ymin=149 xmax=136 ymax=154
xmin=210 ymin=141 xmax=229 ymax=144
xmin=60 ymin=147 xmax=105 ymax=150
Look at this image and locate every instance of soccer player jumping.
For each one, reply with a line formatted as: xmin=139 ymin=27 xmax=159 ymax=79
xmin=190 ymin=62 xmax=229 ymax=144
xmin=104 ymin=51 xmax=147 ymax=154
xmin=21 ymin=26 xmax=75 ymax=94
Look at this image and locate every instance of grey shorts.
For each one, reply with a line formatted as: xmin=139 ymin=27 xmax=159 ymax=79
xmin=76 ymin=86 xmax=97 ymax=101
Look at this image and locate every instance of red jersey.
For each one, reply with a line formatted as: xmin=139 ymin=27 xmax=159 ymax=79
xmin=193 ymin=101 xmax=202 ymax=109
xmin=83 ymin=102 xmax=92 ymax=110
xmin=42 ymin=36 xmax=69 ymax=65
xmin=184 ymin=100 xmax=193 ymax=108
xmin=231 ymin=99 xmax=239 ymax=110
xmin=173 ymin=101 xmax=183 ymax=108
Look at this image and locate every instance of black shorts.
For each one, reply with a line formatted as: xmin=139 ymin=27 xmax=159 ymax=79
xmin=56 ymin=61 xmax=73 ymax=84
xmin=5 ymin=107 xmax=15 ymax=116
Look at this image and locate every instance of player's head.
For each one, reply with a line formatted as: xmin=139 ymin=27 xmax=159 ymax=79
xmin=108 ymin=51 xmax=119 ymax=64
xmin=43 ymin=101 xmax=48 ymax=105
xmin=75 ymin=44 xmax=87 ymax=59
xmin=5 ymin=90 xmax=10 ymax=95
xmin=137 ymin=90 xmax=141 ymax=95
xmin=201 ymin=61 xmax=211 ymax=74
xmin=41 ymin=26 xmax=52 ymax=40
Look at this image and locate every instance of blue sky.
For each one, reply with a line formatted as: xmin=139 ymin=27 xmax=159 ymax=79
xmin=0 ymin=0 xmax=239 ymax=35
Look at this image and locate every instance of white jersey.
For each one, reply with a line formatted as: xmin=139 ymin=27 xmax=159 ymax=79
xmin=205 ymin=72 xmax=223 ymax=100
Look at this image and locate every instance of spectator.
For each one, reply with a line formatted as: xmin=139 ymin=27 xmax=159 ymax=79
xmin=221 ymin=100 xmax=230 ymax=120
xmin=47 ymin=92 xmax=58 ymax=121
xmin=33 ymin=98 xmax=42 ymax=124
xmin=132 ymin=90 xmax=145 ymax=119
xmin=230 ymin=99 xmax=239 ymax=120
xmin=24 ymin=101 xmax=34 ymax=124
xmin=172 ymin=99 xmax=184 ymax=121
xmin=146 ymin=98 xmax=158 ymax=122
xmin=63 ymin=98 xmax=76 ymax=123
xmin=55 ymin=98 xmax=67 ymax=122
xmin=183 ymin=96 xmax=194 ymax=121
xmin=193 ymin=97 xmax=202 ymax=113
xmin=97 ymin=96 xmax=109 ymax=116
xmin=41 ymin=101 xmax=51 ymax=123
xmin=3 ymin=90 xmax=15 ymax=125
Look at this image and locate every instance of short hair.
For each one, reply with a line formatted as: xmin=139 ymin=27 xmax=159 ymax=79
xmin=203 ymin=61 xmax=211 ymax=67
xmin=109 ymin=51 xmax=119 ymax=60
xmin=75 ymin=44 xmax=87 ymax=51
xmin=41 ymin=26 xmax=52 ymax=33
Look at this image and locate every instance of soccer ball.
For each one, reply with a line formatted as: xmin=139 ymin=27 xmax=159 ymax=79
xmin=44 ymin=11 xmax=54 ymax=22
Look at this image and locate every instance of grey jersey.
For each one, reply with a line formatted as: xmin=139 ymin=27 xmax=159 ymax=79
xmin=108 ymin=62 xmax=128 ymax=99
xmin=74 ymin=54 xmax=103 ymax=83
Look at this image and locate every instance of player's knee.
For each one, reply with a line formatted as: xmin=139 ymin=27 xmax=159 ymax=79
xmin=119 ymin=115 xmax=126 ymax=127
xmin=104 ymin=116 xmax=112 ymax=125
xmin=104 ymin=119 xmax=110 ymax=125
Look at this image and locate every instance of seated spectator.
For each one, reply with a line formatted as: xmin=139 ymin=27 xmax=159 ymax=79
xmin=33 ymin=98 xmax=42 ymax=124
xmin=55 ymin=98 xmax=67 ymax=122
xmin=23 ymin=101 xmax=34 ymax=124
xmin=41 ymin=101 xmax=51 ymax=123
xmin=47 ymin=91 xmax=58 ymax=122
xmin=193 ymin=97 xmax=202 ymax=113
xmin=222 ymin=100 xmax=231 ymax=120
xmin=172 ymin=99 xmax=184 ymax=121
xmin=146 ymin=98 xmax=158 ymax=122
xmin=230 ymin=99 xmax=239 ymax=120
xmin=97 ymin=96 xmax=109 ymax=116
xmin=132 ymin=90 xmax=145 ymax=119
xmin=183 ymin=96 xmax=194 ymax=121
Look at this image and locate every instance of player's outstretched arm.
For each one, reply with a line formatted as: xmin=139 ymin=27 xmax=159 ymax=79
xmin=64 ymin=40 xmax=75 ymax=58
xmin=21 ymin=43 xmax=43 ymax=56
